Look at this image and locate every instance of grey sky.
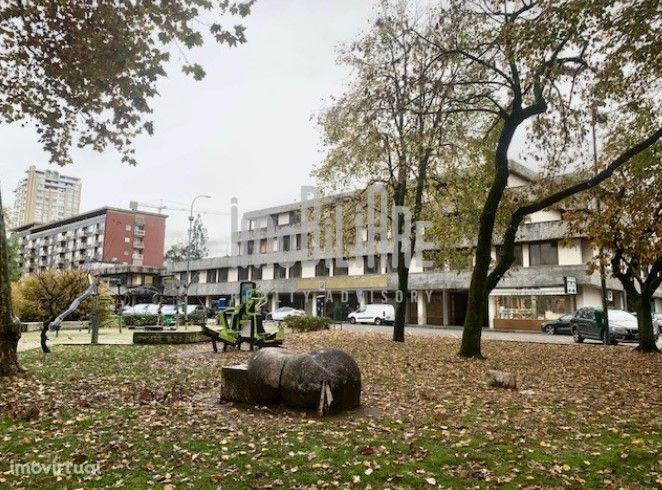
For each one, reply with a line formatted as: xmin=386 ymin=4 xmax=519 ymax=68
xmin=0 ymin=0 xmax=378 ymax=254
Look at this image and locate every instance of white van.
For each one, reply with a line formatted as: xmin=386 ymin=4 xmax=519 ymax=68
xmin=348 ymin=304 xmax=395 ymax=325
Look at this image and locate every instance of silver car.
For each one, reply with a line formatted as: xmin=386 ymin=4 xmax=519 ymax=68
xmin=653 ymin=313 xmax=662 ymax=335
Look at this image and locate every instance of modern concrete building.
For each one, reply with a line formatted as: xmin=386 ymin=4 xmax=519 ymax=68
xmin=13 ymin=165 xmax=82 ymax=226
xmin=167 ymin=165 xmax=662 ymax=330
xmin=12 ymin=207 xmax=167 ymax=276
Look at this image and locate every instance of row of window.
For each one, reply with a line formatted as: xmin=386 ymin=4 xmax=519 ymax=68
xmin=182 ymin=241 xmax=565 ymax=284
xmin=183 ymin=256 xmax=392 ymax=284
xmin=243 ymin=234 xmax=303 ymax=255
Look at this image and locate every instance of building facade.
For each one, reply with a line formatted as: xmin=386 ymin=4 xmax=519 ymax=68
xmin=167 ymin=168 xmax=662 ymax=330
xmin=12 ymin=207 xmax=167 ymax=276
xmin=13 ymin=165 xmax=82 ymax=226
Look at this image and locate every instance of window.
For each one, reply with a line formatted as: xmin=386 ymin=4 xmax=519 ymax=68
xmin=364 ymin=255 xmax=380 ymax=274
xmin=260 ymin=238 xmax=268 ymax=254
xmin=289 ymin=262 xmax=302 ymax=278
xmin=282 ymin=235 xmax=290 ymax=252
xmin=238 ymin=267 xmax=249 ymax=281
xmin=246 ymin=241 xmax=254 ymax=255
xmin=295 ymin=234 xmax=302 ymax=250
xmin=124 ymin=237 xmax=130 ymax=243
xmin=495 ymin=244 xmax=523 ymax=266
xmin=290 ymin=211 xmax=301 ymax=225
xmin=190 ymin=271 xmax=199 ymax=284
xmin=274 ymin=264 xmax=287 ymax=279
xmin=251 ymin=265 xmax=263 ymax=280
xmin=218 ymin=268 xmax=228 ymax=282
xmin=385 ymin=253 xmax=394 ymax=273
xmin=206 ymin=269 xmax=217 ymax=283
xmin=495 ymin=294 xmax=575 ymax=320
xmin=529 ymin=241 xmax=558 ymax=266
xmin=333 ymin=258 xmax=348 ymax=276
xmin=180 ymin=271 xmax=188 ymax=283
xmin=125 ymin=224 xmax=132 ymax=231
xmin=315 ymin=260 xmax=330 ymax=277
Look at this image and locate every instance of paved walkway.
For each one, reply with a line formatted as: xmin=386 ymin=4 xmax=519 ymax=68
xmin=17 ymin=324 xmax=659 ymax=351
xmin=17 ymin=330 xmax=133 ymax=352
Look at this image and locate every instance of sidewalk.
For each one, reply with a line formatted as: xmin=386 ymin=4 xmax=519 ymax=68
xmin=17 ymin=329 xmax=133 ymax=352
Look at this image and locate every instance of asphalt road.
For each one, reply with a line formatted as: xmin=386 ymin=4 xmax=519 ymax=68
xmin=340 ymin=323 xmax=662 ymax=347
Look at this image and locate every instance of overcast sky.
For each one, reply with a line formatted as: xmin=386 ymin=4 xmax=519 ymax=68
xmin=0 ymin=0 xmax=381 ymax=254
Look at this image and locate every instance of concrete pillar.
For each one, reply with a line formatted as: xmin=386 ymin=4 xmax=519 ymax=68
xmin=271 ymin=292 xmax=279 ymax=313
xmin=442 ymin=289 xmax=449 ymax=326
xmin=417 ymin=292 xmax=427 ymax=326
xmin=488 ymin=296 xmax=496 ymax=329
xmin=305 ymin=294 xmax=317 ymax=317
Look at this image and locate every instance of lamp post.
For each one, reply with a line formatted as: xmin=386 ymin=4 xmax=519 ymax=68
xmin=184 ymin=194 xmax=211 ymax=325
xmin=591 ymin=106 xmax=610 ymax=344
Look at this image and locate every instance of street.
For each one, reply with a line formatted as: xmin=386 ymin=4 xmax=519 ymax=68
xmin=341 ymin=323 xmax=662 ymax=348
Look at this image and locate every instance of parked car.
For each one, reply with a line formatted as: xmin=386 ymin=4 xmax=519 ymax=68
xmin=267 ymin=306 xmax=305 ymax=321
xmin=540 ymin=314 xmax=574 ymax=335
xmin=348 ymin=304 xmax=395 ymax=325
xmin=653 ymin=313 xmax=662 ymax=335
xmin=570 ymin=308 xmax=639 ymax=345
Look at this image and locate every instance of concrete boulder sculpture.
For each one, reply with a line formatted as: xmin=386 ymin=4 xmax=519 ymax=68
xmin=221 ymin=347 xmax=361 ymax=415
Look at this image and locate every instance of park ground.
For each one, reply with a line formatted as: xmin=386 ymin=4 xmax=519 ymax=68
xmin=1 ymin=331 xmax=661 ymax=488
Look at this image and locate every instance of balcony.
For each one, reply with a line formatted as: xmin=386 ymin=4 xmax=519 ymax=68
xmin=133 ymin=240 xmax=144 ymax=249
xmin=134 ymin=228 xmax=146 ymax=237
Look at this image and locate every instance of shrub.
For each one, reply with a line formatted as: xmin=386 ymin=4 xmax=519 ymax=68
xmin=284 ymin=315 xmax=332 ymax=332
xmin=122 ymin=314 xmax=158 ymax=327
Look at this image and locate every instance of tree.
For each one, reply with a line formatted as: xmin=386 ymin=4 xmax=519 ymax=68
xmin=12 ymin=270 xmax=112 ymax=353
xmin=315 ymin=2 xmax=460 ymax=342
xmin=0 ymin=0 xmax=253 ymax=375
xmin=418 ymin=1 xmax=661 ymax=358
xmin=7 ymin=237 xmax=21 ymax=282
xmin=565 ymin=141 xmax=661 ymax=353
xmin=165 ymin=214 xmax=208 ymax=262
xmin=0 ymin=190 xmax=21 ymax=374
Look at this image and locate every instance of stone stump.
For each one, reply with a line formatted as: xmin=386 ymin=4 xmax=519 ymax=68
xmin=220 ymin=364 xmax=253 ymax=403
xmin=247 ymin=348 xmax=298 ymax=404
xmin=280 ymin=348 xmax=361 ymax=414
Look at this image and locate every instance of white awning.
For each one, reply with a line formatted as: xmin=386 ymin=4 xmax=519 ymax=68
xmin=490 ymin=287 xmax=566 ymax=296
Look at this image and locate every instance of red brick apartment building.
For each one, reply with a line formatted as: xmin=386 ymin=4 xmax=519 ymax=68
xmin=12 ymin=207 xmax=167 ymax=275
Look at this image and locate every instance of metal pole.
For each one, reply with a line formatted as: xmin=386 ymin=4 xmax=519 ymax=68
xmin=184 ymin=194 xmax=211 ymax=326
xmin=117 ymin=283 xmax=123 ymax=334
xmin=592 ymin=107 xmax=610 ymax=344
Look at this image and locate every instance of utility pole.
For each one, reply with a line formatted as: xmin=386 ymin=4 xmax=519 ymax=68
xmin=90 ymin=279 xmax=100 ymax=345
xmin=184 ymin=194 xmax=211 ymax=326
xmin=592 ymin=106 xmax=610 ymax=345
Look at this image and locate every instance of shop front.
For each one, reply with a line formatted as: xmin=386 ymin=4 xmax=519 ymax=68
xmin=490 ymin=287 xmax=576 ymax=331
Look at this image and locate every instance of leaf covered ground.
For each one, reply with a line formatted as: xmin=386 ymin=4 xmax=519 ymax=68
xmin=0 ymin=331 xmax=660 ymax=488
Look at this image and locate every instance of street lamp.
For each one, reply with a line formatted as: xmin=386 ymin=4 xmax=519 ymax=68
xmin=184 ymin=194 xmax=211 ymax=325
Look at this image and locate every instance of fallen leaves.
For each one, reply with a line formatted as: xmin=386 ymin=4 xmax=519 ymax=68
xmin=0 ymin=331 xmax=659 ymax=488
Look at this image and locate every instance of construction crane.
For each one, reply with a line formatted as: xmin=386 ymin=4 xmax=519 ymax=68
xmin=129 ymin=200 xmax=228 ymax=216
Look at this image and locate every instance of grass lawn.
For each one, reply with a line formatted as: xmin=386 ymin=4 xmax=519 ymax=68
xmin=1 ymin=331 xmax=660 ymax=488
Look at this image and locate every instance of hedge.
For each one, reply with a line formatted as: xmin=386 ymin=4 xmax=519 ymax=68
xmin=284 ymin=315 xmax=332 ymax=332
xmin=122 ymin=314 xmax=159 ymax=327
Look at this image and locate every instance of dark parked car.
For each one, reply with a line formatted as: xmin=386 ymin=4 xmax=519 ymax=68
xmin=540 ymin=314 xmax=573 ymax=335
xmin=570 ymin=308 xmax=639 ymax=345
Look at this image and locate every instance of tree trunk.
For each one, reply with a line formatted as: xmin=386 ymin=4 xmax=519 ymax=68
xmin=40 ymin=322 xmax=51 ymax=354
xmin=393 ymin=260 xmax=409 ymax=342
xmin=635 ymin=296 xmax=659 ymax=353
xmin=459 ymin=119 xmax=517 ymax=358
xmin=0 ymin=189 xmax=23 ymax=375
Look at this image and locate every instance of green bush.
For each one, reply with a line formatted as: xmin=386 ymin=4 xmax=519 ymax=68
xmin=284 ymin=315 xmax=332 ymax=332
xmin=122 ymin=314 xmax=158 ymax=327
